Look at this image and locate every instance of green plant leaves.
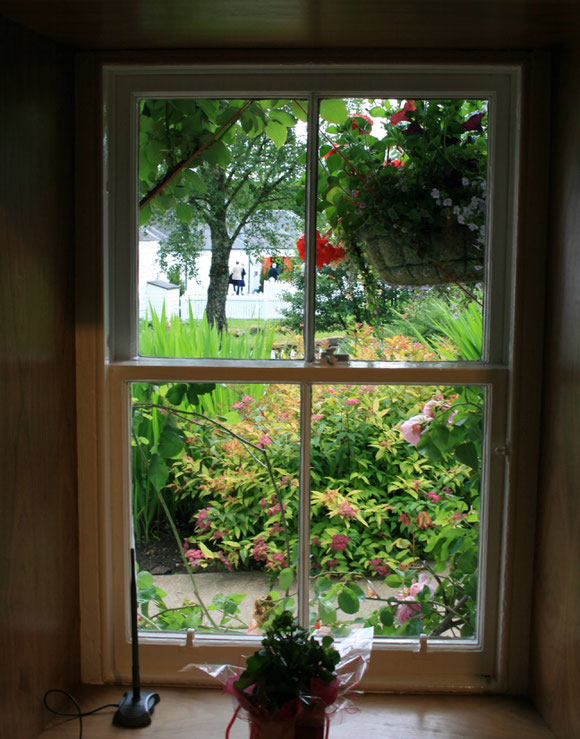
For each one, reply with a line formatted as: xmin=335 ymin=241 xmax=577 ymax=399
xmin=455 ymin=441 xmax=479 ymax=469
xmin=320 ymin=99 xmax=348 ymax=125
xmin=277 ymin=568 xmax=294 ymax=591
xmin=265 ymin=120 xmax=287 ymax=148
xmin=148 ymin=454 xmax=169 ymax=491
xmin=157 ymin=428 xmax=184 ymax=458
xmin=337 ymin=587 xmax=360 ymax=614
xmin=202 ymin=139 xmax=231 ymax=168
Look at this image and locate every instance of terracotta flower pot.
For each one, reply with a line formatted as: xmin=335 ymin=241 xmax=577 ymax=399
xmin=360 ymin=221 xmax=483 ymax=286
xmin=250 ymin=710 xmax=327 ymax=739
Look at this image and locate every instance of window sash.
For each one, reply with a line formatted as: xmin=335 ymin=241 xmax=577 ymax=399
xmin=98 ymin=63 xmax=520 ymax=689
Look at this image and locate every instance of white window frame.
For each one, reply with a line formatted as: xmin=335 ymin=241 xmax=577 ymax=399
xmin=79 ymin=63 xmax=526 ymax=692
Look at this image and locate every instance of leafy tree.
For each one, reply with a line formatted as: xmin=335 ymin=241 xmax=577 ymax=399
xmin=139 ymin=98 xmax=304 ymax=330
xmin=281 ymin=259 xmax=412 ymax=332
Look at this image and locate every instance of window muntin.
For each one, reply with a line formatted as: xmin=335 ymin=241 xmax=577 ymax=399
xmin=104 ymin=65 xmax=518 ymax=688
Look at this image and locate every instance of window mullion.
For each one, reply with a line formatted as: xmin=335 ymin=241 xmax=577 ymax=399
xmin=298 ymin=383 xmax=312 ymax=628
xmin=303 ymin=93 xmax=319 ymax=363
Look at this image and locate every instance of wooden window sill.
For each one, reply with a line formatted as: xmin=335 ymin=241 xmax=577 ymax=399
xmin=39 ymin=686 xmax=554 ymax=737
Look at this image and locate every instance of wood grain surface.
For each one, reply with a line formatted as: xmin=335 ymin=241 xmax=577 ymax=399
xmin=0 ymin=15 xmax=79 ymax=739
xmin=530 ymin=46 xmax=580 ymax=739
xmin=0 ymin=0 xmax=578 ymax=51
xmin=38 ymin=686 xmax=555 ymax=738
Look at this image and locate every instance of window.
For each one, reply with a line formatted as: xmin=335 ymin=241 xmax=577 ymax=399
xmin=88 ymin=64 xmax=521 ymax=690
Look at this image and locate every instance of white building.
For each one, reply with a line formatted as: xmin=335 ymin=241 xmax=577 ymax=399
xmin=138 ymin=215 xmax=300 ymax=321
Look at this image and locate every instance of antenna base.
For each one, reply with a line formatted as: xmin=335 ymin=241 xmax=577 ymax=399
xmin=113 ymin=690 xmax=160 ymax=727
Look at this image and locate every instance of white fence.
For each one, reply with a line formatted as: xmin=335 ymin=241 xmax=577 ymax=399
xmin=182 ymin=293 xmax=290 ymax=321
xmin=181 ymin=280 xmax=295 ymax=321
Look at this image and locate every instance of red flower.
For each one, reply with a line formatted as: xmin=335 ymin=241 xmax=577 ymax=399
xmin=349 ymin=113 xmax=373 ymax=134
xmin=323 ymin=143 xmax=341 ymax=160
xmin=391 ymin=100 xmax=416 ymax=125
xmin=461 ymin=112 xmax=484 ymax=131
xmin=296 ymin=231 xmax=345 ymax=268
xmin=388 ymin=158 xmax=404 ymax=168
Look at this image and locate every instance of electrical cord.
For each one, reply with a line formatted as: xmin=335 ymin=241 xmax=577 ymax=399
xmin=43 ymin=689 xmax=119 ymax=739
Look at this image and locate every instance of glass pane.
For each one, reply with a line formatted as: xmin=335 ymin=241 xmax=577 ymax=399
xmin=309 ymin=383 xmax=483 ymax=640
xmin=138 ymin=98 xmax=307 ymax=359
xmin=311 ymin=98 xmax=487 ymax=362
xmin=132 ymin=381 xmax=299 ymax=634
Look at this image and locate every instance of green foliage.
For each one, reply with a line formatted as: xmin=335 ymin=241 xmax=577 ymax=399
xmin=233 ymin=612 xmax=340 ymax=714
xmin=133 ymin=318 xmax=483 ymax=640
xmin=138 ymin=304 xmax=276 ymax=363
xmin=139 ymin=98 xmax=304 ymax=329
xmin=316 ymin=98 xmax=487 ymax=259
xmin=280 ymin=260 xmax=412 ymax=332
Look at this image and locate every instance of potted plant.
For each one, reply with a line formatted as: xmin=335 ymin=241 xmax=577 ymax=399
xmin=317 ymin=99 xmax=487 ymax=286
xmin=226 ymin=611 xmax=340 ymax=738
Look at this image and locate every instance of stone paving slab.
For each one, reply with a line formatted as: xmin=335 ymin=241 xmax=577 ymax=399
xmin=153 ymin=571 xmax=399 ymax=628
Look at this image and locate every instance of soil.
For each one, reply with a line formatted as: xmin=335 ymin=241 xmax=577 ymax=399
xmin=136 ymin=530 xmax=186 ymax=575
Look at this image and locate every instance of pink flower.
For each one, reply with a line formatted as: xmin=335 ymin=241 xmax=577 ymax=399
xmin=311 ymin=413 xmax=325 ymax=421
xmin=311 ymin=536 xmax=322 ymax=546
xmin=329 ymin=534 xmax=351 ymax=551
xmin=195 ymin=508 xmax=211 ymax=532
xmin=409 ymin=573 xmax=436 ymax=599
xmin=266 ymin=551 xmax=288 ymax=570
xmin=422 ymin=400 xmax=438 ymax=418
xmin=427 ymin=491 xmax=442 ymax=503
xmin=395 ymin=602 xmax=421 ymax=624
xmin=400 ymin=413 xmax=431 ymax=447
xmin=345 ymin=397 xmax=360 ymax=406
xmin=241 ymin=395 xmax=254 ymax=403
xmin=257 ymin=435 xmax=272 ymax=448
xmin=185 ymin=548 xmax=205 ymax=566
xmin=360 ymin=385 xmax=376 ymax=392
xmin=231 ymin=401 xmax=244 ymax=409
xmin=337 ymin=502 xmax=356 ymax=518
xmin=212 ymin=529 xmax=225 ymax=540
xmin=395 ymin=573 xmax=435 ymax=624
xmin=446 ymin=410 xmax=458 ymax=427
xmin=266 ymin=502 xmax=282 ymax=516
xmin=369 ymin=557 xmax=390 ymax=577
xmin=252 ymin=536 xmax=268 ymax=562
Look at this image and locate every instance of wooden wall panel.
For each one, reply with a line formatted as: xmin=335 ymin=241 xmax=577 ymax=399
xmin=0 ymin=17 xmax=79 ymax=739
xmin=530 ymin=46 xmax=580 ymax=739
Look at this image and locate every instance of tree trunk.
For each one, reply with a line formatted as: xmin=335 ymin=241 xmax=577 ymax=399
xmin=204 ymin=168 xmax=232 ymax=332
xmin=206 ymin=219 xmax=232 ymax=332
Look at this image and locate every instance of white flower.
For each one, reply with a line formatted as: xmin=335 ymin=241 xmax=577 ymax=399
xmin=457 ymin=214 xmax=465 ymax=224
xmin=430 ymin=188 xmax=440 ymax=198
xmin=462 ymin=177 xmax=470 ymax=186
xmin=443 ymin=197 xmax=452 ymax=206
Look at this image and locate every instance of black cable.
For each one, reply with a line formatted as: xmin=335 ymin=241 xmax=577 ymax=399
xmin=43 ymin=689 xmax=119 ymax=739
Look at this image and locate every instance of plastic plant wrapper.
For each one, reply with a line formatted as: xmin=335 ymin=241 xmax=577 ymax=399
xmin=184 ymin=626 xmax=373 ymax=738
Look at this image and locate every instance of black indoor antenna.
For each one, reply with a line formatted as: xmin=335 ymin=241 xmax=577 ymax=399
xmin=113 ymin=548 xmax=160 ymax=727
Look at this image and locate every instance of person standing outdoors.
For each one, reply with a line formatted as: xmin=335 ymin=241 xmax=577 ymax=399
xmin=231 ymin=261 xmax=244 ymax=295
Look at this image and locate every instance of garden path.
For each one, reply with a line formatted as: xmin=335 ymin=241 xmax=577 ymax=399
xmin=153 ymin=571 xmax=400 ymax=628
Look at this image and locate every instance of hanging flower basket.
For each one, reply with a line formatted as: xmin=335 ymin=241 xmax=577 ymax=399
xmin=316 ymin=99 xmax=488 ymax=288
xmin=360 ymin=220 xmax=484 ymax=286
